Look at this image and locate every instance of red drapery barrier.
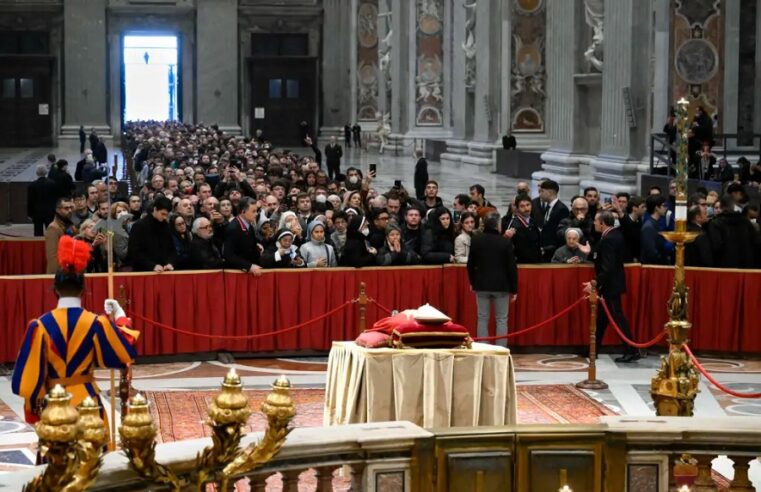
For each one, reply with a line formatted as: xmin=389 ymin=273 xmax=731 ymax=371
xmin=2 ymin=264 xmax=760 ymax=362
xmin=0 ymin=239 xmax=46 ymax=275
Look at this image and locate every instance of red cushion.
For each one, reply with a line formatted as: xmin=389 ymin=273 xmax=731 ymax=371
xmin=355 ymin=330 xmax=391 ymax=348
xmin=370 ymin=310 xmax=418 ymax=335
xmin=392 ymin=321 xmax=472 ymax=349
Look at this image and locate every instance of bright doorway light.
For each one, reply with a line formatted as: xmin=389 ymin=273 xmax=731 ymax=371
xmin=123 ymin=34 xmax=179 ymax=122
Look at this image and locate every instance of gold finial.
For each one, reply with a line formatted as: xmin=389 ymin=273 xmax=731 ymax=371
xmin=274 ymin=375 xmax=291 ymax=388
xmin=677 ymin=97 xmax=689 ymax=107
xmin=130 ymin=393 xmax=147 ymax=406
xmin=49 ymin=384 xmax=68 ymax=400
xmin=224 ymin=367 xmax=241 ymax=386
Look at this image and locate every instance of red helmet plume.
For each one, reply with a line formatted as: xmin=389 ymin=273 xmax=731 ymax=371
xmin=57 ymin=236 xmax=92 ymax=274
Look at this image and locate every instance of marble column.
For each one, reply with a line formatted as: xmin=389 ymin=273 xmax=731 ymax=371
xmin=581 ymin=0 xmax=650 ymax=196
xmin=196 ymin=0 xmax=240 ymax=134
xmin=387 ymin=0 xmax=409 ymax=149
xmin=323 ymin=0 xmax=353 ymax=133
xmin=440 ymin=0 xmax=471 ymax=167
xmin=61 ymin=0 xmax=109 ymax=138
xmin=723 ymin=0 xmax=741 ymax=148
xmin=756 ymin=0 xmax=761 ymax=135
xmin=651 ymin=0 xmax=671 ymax=133
xmin=462 ymin=0 xmax=500 ymax=166
xmin=534 ymin=0 xmax=581 ymax=200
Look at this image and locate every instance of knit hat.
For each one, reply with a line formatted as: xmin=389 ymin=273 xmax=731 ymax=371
xmin=385 ymin=223 xmax=401 ymax=236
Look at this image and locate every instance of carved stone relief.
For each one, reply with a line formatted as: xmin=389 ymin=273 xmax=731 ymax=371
xmin=583 ymin=0 xmax=604 ymax=72
xmin=356 ymin=0 xmax=379 ymax=121
xmin=462 ymin=0 xmax=476 ymax=92
xmin=415 ymin=0 xmax=444 ymax=126
xmin=510 ymin=0 xmax=545 ymax=132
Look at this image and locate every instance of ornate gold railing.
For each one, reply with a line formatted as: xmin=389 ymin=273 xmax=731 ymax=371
xmin=8 ymin=384 xmax=760 ymax=491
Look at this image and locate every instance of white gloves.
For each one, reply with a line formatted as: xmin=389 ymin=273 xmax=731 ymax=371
xmin=104 ymin=299 xmax=126 ymax=319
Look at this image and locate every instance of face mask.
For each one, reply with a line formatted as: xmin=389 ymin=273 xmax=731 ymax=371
xmin=707 ymin=207 xmax=714 ymax=217
xmin=361 ymin=228 xmax=370 ymax=237
xmin=315 ymin=194 xmax=327 ymax=204
xmin=752 ymin=218 xmax=757 ymax=224
xmin=349 ymin=176 xmax=359 ymax=184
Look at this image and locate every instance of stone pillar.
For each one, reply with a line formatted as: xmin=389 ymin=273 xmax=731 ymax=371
xmin=61 ymin=0 xmax=109 ymax=139
xmin=723 ymin=0 xmax=741 ymax=147
xmin=581 ymin=0 xmax=650 ymax=196
xmin=462 ymin=0 xmax=500 ymax=167
xmin=756 ymin=0 xmax=761 ymax=135
xmin=196 ymin=0 xmax=239 ymax=134
xmin=440 ymin=0 xmax=471 ymax=167
xmin=323 ymin=0 xmax=354 ymax=133
xmin=651 ymin=0 xmax=671 ymax=132
xmin=534 ymin=0 xmax=581 ymax=200
xmin=387 ymin=0 xmax=410 ymax=149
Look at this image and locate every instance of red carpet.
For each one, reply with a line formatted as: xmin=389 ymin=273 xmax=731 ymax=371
xmin=143 ymin=384 xmax=615 ymax=444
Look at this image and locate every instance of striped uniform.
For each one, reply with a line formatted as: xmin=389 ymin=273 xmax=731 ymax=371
xmin=11 ymin=307 xmax=139 ymax=424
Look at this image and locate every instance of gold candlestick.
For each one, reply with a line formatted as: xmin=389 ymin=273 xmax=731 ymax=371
xmin=650 ymin=98 xmax=701 ymax=416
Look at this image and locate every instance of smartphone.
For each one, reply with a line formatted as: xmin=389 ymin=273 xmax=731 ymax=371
xmin=394 ymin=179 xmax=402 ymax=188
xmin=369 ymin=163 xmax=377 ymax=175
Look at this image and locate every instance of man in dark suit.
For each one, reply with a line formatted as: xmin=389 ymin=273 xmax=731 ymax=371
xmin=223 ymin=197 xmax=263 ymax=275
xmin=413 ymin=150 xmax=428 ymax=201
xmin=502 ymin=130 xmax=517 ymax=150
xmin=584 ymin=211 xmax=639 ymax=363
xmin=531 ymin=179 xmax=569 ymax=261
xmin=127 ymin=196 xmax=176 ymax=272
xmin=27 ymin=165 xmax=58 ymax=236
xmin=467 ymin=211 xmax=518 ymax=347
xmin=504 ymin=194 xmax=541 ymax=263
xmin=343 ymin=124 xmax=352 ymax=147
xmin=324 ymin=136 xmax=343 ymax=180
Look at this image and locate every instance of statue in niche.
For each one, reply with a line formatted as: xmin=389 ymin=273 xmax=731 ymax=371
xmin=583 ymin=0 xmax=604 ymax=71
xmin=462 ymin=0 xmax=477 ymax=91
xmin=378 ymin=6 xmax=393 ymax=98
xmin=375 ymin=112 xmax=391 ymax=154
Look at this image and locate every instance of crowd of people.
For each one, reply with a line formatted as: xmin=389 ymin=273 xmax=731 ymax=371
xmin=29 ymin=121 xmax=761 ymax=277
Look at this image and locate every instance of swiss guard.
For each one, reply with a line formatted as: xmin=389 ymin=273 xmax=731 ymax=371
xmin=11 ymin=235 xmax=139 ymax=428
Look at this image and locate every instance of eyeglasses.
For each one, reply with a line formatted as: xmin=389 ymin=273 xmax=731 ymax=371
xmin=377 ymin=216 xmax=390 ymax=221
xmin=199 ymin=225 xmax=212 ymax=230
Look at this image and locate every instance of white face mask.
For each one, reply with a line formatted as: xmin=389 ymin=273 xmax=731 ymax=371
xmin=349 ymin=176 xmax=359 ymax=184
xmin=315 ymin=194 xmax=327 ymax=203
xmin=361 ymin=228 xmax=370 ymax=237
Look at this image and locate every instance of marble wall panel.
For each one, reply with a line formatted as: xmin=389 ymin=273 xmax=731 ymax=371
xmin=415 ymin=0 xmax=444 ymax=126
xmin=671 ymin=0 xmax=724 ymax=122
xmin=357 ymin=0 xmax=379 ymax=121
xmin=510 ymin=0 xmax=546 ymax=132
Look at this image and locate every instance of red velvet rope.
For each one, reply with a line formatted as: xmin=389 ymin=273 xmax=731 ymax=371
xmin=683 ymin=344 xmax=761 ymax=399
xmin=128 ymin=299 xmax=355 ymax=340
xmin=474 ymin=296 xmax=588 ymax=341
xmin=599 ymin=297 xmax=667 ymax=348
xmin=367 ymin=298 xmax=394 ymax=315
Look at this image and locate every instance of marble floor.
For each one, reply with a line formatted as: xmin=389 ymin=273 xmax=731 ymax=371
xmin=0 ymin=352 xmax=759 ymax=483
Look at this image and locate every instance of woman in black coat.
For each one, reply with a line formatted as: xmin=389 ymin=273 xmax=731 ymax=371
xmin=376 ymin=223 xmax=421 ymax=266
xmin=171 ymin=214 xmax=193 ymax=270
xmin=338 ymin=215 xmax=377 ymax=267
xmin=421 ymin=207 xmax=455 ymax=264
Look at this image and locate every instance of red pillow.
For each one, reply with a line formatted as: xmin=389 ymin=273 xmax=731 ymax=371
xmin=391 ymin=321 xmax=472 ymax=349
xmin=355 ymin=330 xmax=391 ymax=348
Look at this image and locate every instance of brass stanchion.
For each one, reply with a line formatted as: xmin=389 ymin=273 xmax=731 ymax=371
xmin=357 ymin=281 xmax=367 ymax=333
xmin=576 ymin=284 xmax=608 ymax=390
xmin=118 ymin=284 xmax=132 ymax=418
